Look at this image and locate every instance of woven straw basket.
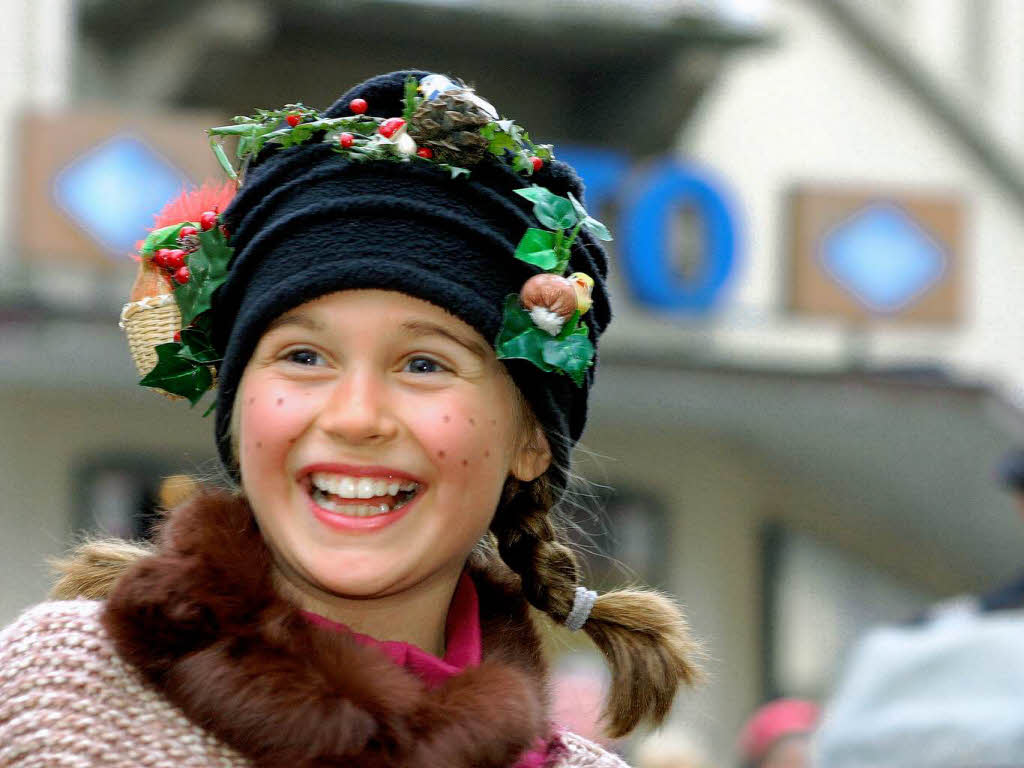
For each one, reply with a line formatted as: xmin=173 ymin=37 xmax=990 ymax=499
xmin=120 ymin=294 xmax=216 ymax=401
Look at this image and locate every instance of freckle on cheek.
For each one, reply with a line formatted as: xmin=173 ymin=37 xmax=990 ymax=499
xmin=489 ymin=419 xmax=496 ymax=426
xmin=256 ymin=441 xmax=263 ymax=448
xmin=468 ymin=417 xmax=475 ymax=426
xmin=248 ymin=397 xmax=255 ymax=405
xmin=484 ymin=449 xmax=490 ymax=458
xmin=443 ymin=414 xmax=451 ymax=423
xmin=461 ymin=459 xmax=468 ymax=467
xmin=438 ymin=450 xmax=446 ymax=459
xmin=277 ymin=397 xmax=284 ymax=406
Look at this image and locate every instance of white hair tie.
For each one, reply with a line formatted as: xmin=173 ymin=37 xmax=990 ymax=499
xmin=565 ymin=586 xmax=598 ymax=631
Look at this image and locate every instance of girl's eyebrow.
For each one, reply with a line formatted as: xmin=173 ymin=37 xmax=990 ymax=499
xmin=265 ymin=314 xmax=325 ymax=333
xmin=399 ymin=320 xmax=488 ymax=360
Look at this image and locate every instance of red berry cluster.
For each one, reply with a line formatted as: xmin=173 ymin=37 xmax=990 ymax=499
xmin=149 ymin=212 xmax=217 ymax=285
xmin=152 ymin=246 xmax=190 ymax=284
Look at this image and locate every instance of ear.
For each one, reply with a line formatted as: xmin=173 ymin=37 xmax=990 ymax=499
xmin=511 ymin=424 xmax=551 ymax=482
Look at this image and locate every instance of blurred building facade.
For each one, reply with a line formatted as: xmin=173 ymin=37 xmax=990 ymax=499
xmin=3 ymin=1 xmax=1024 ymax=765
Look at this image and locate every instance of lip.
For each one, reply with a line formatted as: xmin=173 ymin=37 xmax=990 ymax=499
xmin=296 ymin=463 xmax=425 ymax=484
xmin=306 ymin=483 xmax=422 ymax=533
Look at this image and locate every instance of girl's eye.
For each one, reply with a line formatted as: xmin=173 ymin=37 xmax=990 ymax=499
xmin=285 ymin=349 xmax=323 ymax=366
xmin=405 ymin=356 xmax=448 ymax=374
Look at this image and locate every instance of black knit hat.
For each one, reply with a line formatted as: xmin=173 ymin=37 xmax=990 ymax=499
xmin=210 ymin=70 xmax=611 ymax=497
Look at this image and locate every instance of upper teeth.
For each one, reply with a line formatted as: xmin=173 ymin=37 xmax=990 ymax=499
xmin=310 ymin=473 xmax=419 ymax=498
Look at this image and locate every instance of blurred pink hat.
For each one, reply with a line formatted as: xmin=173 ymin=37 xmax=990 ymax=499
xmin=738 ymin=698 xmax=819 ymax=763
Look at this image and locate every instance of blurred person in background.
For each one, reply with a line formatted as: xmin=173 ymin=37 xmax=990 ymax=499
xmin=634 ymin=727 xmax=712 ymax=768
xmin=738 ymin=699 xmax=818 ymax=768
xmin=0 ymin=70 xmax=701 ymax=767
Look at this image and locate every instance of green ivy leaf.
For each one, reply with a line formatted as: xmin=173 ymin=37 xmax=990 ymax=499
xmin=567 ymin=192 xmax=612 ymax=241
xmin=140 ymin=343 xmax=213 ymax=405
xmin=555 ymin=311 xmax=581 ymax=340
xmin=514 ymin=186 xmax=550 ymax=205
xmin=442 ymin=164 xmax=470 ymax=180
xmin=541 ymin=332 xmax=594 ymax=387
xmin=513 ymin=228 xmax=559 ymax=270
xmin=496 ymin=294 xmax=534 ymax=346
xmin=515 ymin=186 xmax=578 ymax=229
xmin=496 ymin=327 xmax=555 ymax=372
xmin=174 ymin=227 xmax=232 ymax=327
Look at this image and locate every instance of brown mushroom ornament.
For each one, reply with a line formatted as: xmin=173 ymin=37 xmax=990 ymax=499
xmin=520 ymin=271 xmax=595 ymax=335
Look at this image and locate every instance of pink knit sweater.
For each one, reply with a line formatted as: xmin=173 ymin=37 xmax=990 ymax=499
xmin=0 ymin=600 xmax=627 ymax=768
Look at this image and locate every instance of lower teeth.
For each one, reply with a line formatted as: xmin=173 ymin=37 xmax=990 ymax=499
xmin=312 ymin=489 xmax=415 ymax=516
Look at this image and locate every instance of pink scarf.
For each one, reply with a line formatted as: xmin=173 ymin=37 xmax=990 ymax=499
xmin=303 ymin=572 xmax=552 ymax=768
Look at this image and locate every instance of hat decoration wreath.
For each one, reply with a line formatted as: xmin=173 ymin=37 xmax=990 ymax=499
xmin=121 ymin=74 xmax=612 ymax=407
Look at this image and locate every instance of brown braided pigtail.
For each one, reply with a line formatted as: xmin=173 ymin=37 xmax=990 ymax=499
xmin=489 ymin=474 xmax=702 ymax=738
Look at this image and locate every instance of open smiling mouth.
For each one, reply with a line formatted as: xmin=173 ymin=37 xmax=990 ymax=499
xmin=307 ymin=473 xmax=422 ymax=518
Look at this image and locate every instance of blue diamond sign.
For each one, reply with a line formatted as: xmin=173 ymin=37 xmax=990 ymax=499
xmin=820 ymin=203 xmax=948 ymax=313
xmin=52 ymin=134 xmax=188 ymax=258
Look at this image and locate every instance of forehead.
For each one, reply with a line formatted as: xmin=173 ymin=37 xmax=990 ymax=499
xmin=265 ymin=289 xmax=492 ymax=360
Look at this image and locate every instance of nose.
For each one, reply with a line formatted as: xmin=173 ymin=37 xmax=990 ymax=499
xmin=314 ymin=366 xmax=399 ymax=445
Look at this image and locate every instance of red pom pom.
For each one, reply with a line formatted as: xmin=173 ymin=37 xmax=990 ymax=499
xmin=178 ymin=226 xmax=198 ymax=238
xmin=286 ymin=114 xmax=301 ymax=127
xmin=416 ymin=147 xmax=434 ymax=159
xmin=529 ymin=156 xmax=543 ymax=172
xmin=153 ymin=248 xmax=171 ymax=268
xmin=174 ymin=266 xmax=191 ymax=284
xmin=349 ymin=98 xmax=368 ymax=114
xmin=339 ymin=132 xmax=355 ymax=148
xmin=173 ymin=330 xmax=182 ymax=342
xmin=152 ymin=181 xmax=235 ymax=230
xmin=378 ymin=117 xmax=405 ymax=139
xmin=199 ymin=211 xmax=218 ymax=231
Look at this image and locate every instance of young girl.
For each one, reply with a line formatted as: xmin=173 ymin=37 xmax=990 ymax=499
xmin=0 ymin=70 xmax=698 ymax=768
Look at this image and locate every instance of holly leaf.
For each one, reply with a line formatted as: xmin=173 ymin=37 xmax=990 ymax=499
xmin=515 ymin=186 xmax=578 ymax=229
xmin=513 ymin=228 xmax=559 ymax=270
xmin=140 ymin=343 xmax=213 ymax=405
xmin=178 ymin=327 xmax=221 ymax=365
xmin=480 ymin=122 xmax=519 ymax=157
xmin=140 ymin=223 xmax=188 ymax=256
xmin=174 ymin=227 xmax=233 ymax=327
xmin=541 ymin=332 xmax=594 ymax=387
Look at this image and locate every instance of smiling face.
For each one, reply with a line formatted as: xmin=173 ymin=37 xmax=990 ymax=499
xmin=234 ymin=289 xmax=550 ymax=604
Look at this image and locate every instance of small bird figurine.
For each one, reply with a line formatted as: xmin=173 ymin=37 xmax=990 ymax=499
xmin=520 ymin=271 xmax=594 ymax=336
xmin=418 ymin=74 xmax=460 ymax=101
xmin=418 ymin=74 xmax=499 ymax=120
xmin=569 ymin=272 xmax=594 ymax=316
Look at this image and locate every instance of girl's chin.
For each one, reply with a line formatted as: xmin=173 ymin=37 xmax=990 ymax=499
xmin=301 ymin=558 xmax=419 ymax=600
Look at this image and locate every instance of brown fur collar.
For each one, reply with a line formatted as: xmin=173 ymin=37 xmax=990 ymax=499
xmin=101 ymin=488 xmax=550 ymax=768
